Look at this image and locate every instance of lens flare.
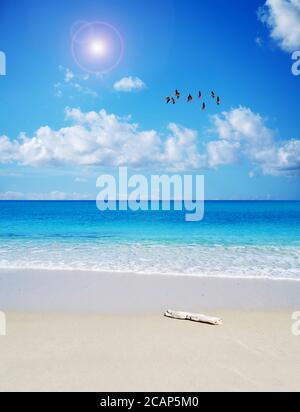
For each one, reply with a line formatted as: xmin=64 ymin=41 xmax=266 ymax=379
xmin=71 ymin=21 xmax=124 ymax=75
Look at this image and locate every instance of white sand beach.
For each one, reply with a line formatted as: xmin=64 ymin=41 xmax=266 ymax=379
xmin=0 ymin=270 xmax=300 ymax=392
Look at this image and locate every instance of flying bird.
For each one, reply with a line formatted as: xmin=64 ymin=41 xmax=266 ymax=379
xmin=165 ymin=90 xmax=221 ymax=110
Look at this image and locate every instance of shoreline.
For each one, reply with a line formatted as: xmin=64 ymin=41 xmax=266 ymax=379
xmin=1 ymin=269 xmax=300 ymax=313
xmin=1 ymin=266 xmax=300 ymax=282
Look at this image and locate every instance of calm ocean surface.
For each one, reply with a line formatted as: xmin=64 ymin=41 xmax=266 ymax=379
xmin=0 ymin=201 xmax=300 ymax=279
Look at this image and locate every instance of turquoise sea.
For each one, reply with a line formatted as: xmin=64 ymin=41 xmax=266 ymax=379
xmin=0 ymin=201 xmax=300 ymax=279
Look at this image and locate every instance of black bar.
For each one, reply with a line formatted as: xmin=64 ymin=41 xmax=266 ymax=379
xmin=0 ymin=393 xmax=215 ymax=408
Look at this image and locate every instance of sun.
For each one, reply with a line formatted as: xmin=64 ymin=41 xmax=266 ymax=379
xmin=89 ymin=40 xmax=107 ymax=57
xmin=71 ymin=21 xmax=124 ymax=74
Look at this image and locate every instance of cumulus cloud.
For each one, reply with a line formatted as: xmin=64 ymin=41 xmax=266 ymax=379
xmin=210 ymin=107 xmax=300 ymax=176
xmin=0 ymin=107 xmax=205 ymax=172
xmin=0 ymin=191 xmax=93 ymax=200
xmin=1 ymin=106 xmax=299 ymax=176
xmin=258 ymin=0 xmax=300 ymax=52
xmin=0 ymin=135 xmax=19 ymax=163
xmin=113 ymin=76 xmax=146 ymax=92
xmin=207 ymin=140 xmax=241 ymax=167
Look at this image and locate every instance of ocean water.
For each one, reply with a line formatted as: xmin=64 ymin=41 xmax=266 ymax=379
xmin=0 ymin=201 xmax=300 ymax=280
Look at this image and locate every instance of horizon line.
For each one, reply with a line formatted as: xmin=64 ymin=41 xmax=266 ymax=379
xmin=0 ymin=199 xmax=299 ymax=202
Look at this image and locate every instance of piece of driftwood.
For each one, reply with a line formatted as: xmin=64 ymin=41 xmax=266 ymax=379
xmin=164 ymin=309 xmax=223 ymax=326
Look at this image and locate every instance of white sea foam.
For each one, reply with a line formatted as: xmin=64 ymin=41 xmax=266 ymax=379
xmin=0 ymin=242 xmax=300 ymax=280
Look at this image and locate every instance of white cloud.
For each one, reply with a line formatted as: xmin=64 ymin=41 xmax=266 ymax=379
xmin=0 ymin=107 xmax=205 ymax=172
xmin=164 ymin=123 xmax=205 ymax=171
xmin=113 ymin=76 xmax=146 ymax=92
xmin=258 ymin=0 xmax=300 ymax=52
xmin=0 ymin=135 xmax=19 ymax=163
xmin=267 ymin=139 xmax=300 ymax=174
xmin=207 ymin=140 xmax=240 ymax=167
xmin=1 ymin=106 xmax=299 ymax=176
xmin=54 ymin=66 xmax=97 ymax=98
xmin=210 ymin=106 xmax=300 ymax=176
xmin=0 ymin=191 xmax=93 ymax=200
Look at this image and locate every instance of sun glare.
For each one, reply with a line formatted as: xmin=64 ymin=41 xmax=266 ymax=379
xmin=89 ymin=40 xmax=107 ymax=56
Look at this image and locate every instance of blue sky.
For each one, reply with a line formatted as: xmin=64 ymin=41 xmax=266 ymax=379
xmin=0 ymin=0 xmax=300 ymax=200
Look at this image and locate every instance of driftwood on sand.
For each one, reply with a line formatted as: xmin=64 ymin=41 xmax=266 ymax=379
xmin=164 ymin=310 xmax=223 ymax=326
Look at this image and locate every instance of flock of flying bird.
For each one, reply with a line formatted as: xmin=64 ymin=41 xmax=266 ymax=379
xmin=165 ymin=90 xmax=221 ymax=110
